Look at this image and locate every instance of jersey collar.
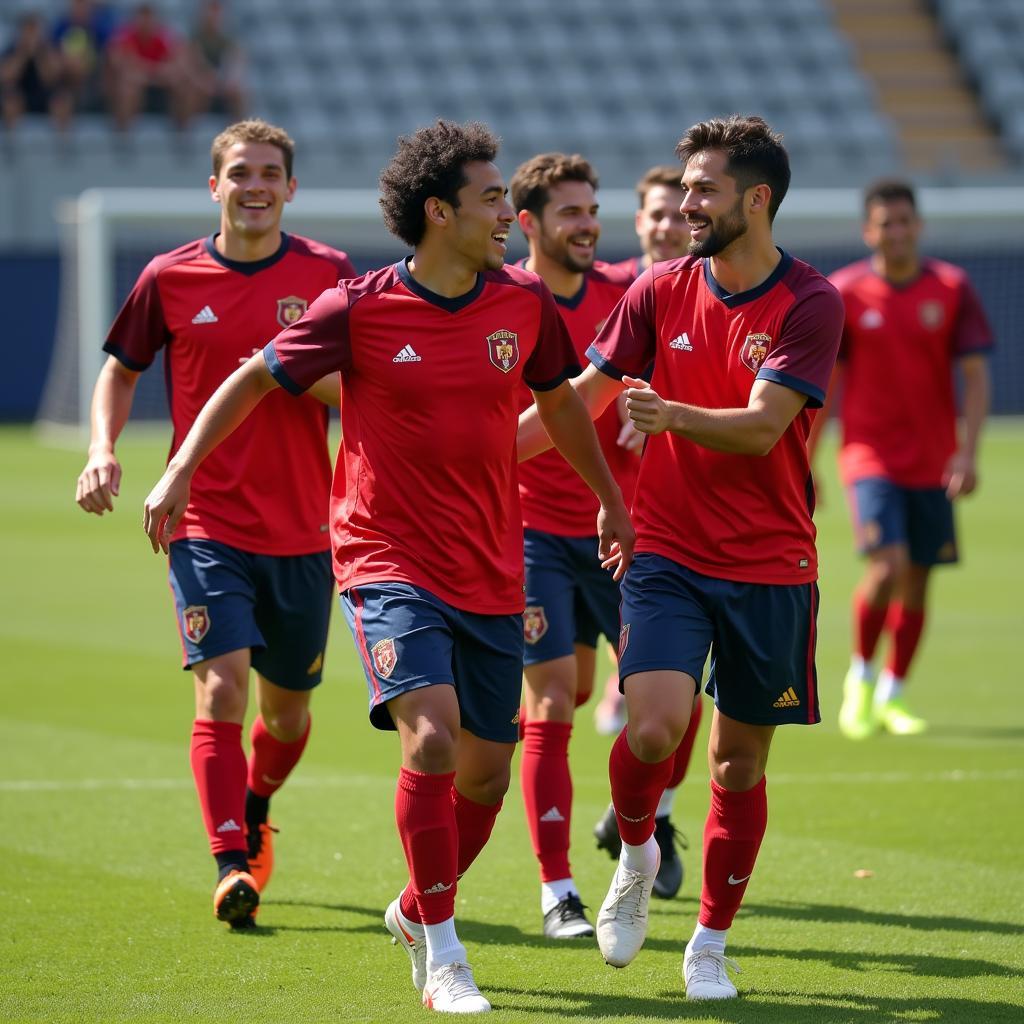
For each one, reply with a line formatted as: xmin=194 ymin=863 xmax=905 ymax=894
xmin=205 ymin=232 xmax=290 ymax=276
xmin=396 ymin=257 xmax=485 ymax=312
xmin=702 ymin=248 xmax=792 ymax=308
xmin=516 ymin=257 xmax=588 ymax=309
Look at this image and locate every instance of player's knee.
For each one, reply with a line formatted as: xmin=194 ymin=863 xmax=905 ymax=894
xmin=195 ymin=673 xmax=247 ymax=721
xmin=260 ymin=707 xmax=308 ymax=743
xmin=469 ymin=764 xmax=511 ymax=805
xmin=709 ymin=751 xmax=766 ymax=792
xmin=404 ymin=720 xmax=459 ymax=774
xmin=627 ymin=717 xmax=683 ymax=764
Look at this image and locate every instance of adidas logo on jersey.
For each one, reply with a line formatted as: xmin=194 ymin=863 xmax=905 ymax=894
xmin=215 ymin=818 xmax=242 ymax=833
xmin=422 ymin=880 xmax=453 ymax=894
xmin=191 ymin=305 xmax=218 ymax=324
xmin=539 ymin=806 xmax=565 ymax=823
xmin=773 ymin=686 xmax=801 ymax=708
xmin=669 ymin=332 xmax=692 ymax=351
xmin=392 ymin=344 xmax=422 ymax=363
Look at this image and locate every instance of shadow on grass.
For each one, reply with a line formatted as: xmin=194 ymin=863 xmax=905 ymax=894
xmin=926 ymin=723 xmax=1024 ymax=741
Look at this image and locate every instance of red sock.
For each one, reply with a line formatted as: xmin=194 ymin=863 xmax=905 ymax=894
xmin=885 ymin=604 xmax=925 ymax=680
xmin=609 ymin=728 xmax=673 ymax=846
xmin=667 ymin=697 xmax=703 ymax=790
xmin=394 ymin=768 xmax=457 ymax=925
xmin=520 ymin=720 xmax=573 ymax=881
xmin=246 ymin=713 xmax=311 ymax=798
xmin=190 ymin=719 xmax=247 ymax=855
xmin=699 ymin=777 xmax=768 ymax=930
xmin=854 ymin=588 xmax=889 ymax=662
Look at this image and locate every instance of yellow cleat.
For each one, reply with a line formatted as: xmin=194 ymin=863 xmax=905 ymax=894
xmin=838 ymin=669 xmax=878 ymax=740
xmin=876 ymin=696 xmax=928 ymax=736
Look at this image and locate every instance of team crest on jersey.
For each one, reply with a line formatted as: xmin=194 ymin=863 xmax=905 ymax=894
xmin=740 ymin=333 xmax=771 ymax=373
xmin=182 ymin=605 xmax=210 ymax=644
xmin=618 ymin=622 xmax=630 ymax=658
xmin=523 ymin=606 xmax=548 ymax=645
xmin=487 ymin=329 xmax=520 ymax=373
xmin=371 ymin=638 xmax=397 ymax=679
xmin=919 ymin=301 xmax=944 ymax=329
xmin=276 ymin=295 xmax=308 ymax=329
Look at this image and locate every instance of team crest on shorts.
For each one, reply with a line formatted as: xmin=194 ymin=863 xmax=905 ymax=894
xmin=740 ymin=333 xmax=771 ymax=373
xmin=487 ymin=329 xmax=520 ymax=373
xmin=276 ymin=295 xmax=308 ymax=329
xmin=918 ymin=301 xmax=944 ymax=329
xmin=523 ymin=605 xmax=548 ymax=645
xmin=618 ymin=622 xmax=630 ymax=657
xmin=182 ymin=605 xmax=210 ymax=644
xmin=371 ymin=637 xmax=397 ymax=679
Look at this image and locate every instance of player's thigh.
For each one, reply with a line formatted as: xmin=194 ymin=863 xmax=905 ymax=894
xmin=340 ymin=583 xmax=457 ymax=734
xmin=451 ymin=608 xmax=524 ymax=745
xmin=617 ymin=552 xmax=714 ymax=690
xmin=906 ymin=487 xmax=959 ymax=567
xmin=192 ymin=647 xmax=252 ymax=722
xmin=251 ymin=550 xmax=333 ymax=691
xmin=847 ymin=477 xmax=909 ymax=554
xmin=707 ymin=706 xmax=776 ymax=790
xmin=523 ymin=529 xmax=579 ymax=665
xmin=709 ymin=577 xmax=820 ymax=727
xmin=572 ymin=535 xmax=623 ymax=651
xmin=168 ymin=538 xmax=263 ymax=670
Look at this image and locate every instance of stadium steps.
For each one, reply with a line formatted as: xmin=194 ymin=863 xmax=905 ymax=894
xmin=828 ymin=0 xmax=1008 ymax=172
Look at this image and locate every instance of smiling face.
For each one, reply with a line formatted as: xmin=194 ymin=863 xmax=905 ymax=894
xmin=209 ymin=141 xmax=296 ymax=244
xmin=680 ymin=149 xmax=750 ymax=258
xmin=636 ymin=182 xmax=687 ymax=263
xmin=863 ymin=197 xmax=921 ymax=271
xmin=530 ymin=179 xmax=600 ymax=274
xmin=445 ymin=160 xmax=516 ymax=272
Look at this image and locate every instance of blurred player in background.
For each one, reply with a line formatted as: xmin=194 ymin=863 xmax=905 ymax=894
xmin=509 ymin=151 xmax=635 ymax=939
xmin=610 ymin=164 xmax=689 ymax=280
xmin=140 ymin=120 xmax=634 ymax=1014
xmin=519 ymin=114 xmax=843 ymax=1000
xmin=818 ymin=179 xmax=992 ymax=739
xmin=76 ymin=119 xmax=355 ymax=928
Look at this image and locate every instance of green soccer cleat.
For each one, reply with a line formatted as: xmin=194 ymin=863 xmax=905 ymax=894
xmin=838 ymin=668 xmax=878 ymax=740
xmin=876 ymin=695 xmax=928 ymax=736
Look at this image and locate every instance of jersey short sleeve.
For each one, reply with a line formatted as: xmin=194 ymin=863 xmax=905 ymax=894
xmin=523 ymin=281 xmax=582 ymax=390
xmin=104 ymin=258 xmax=173 ymax=370
xmin=586 ymin=269 xmax=657 ymax=379
xmin=952 ymin=277 xmax=994 ymax=356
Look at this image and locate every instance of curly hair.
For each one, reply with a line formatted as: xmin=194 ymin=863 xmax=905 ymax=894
xmin=509 ymin=152 xmax=598 ymax=217
xmin=378 ymin=120 xmax=500 ymax=246
xmin=211 ymin=119 xmax=295 ymax=179
xmin=675 ymin=114 xmax=790 ymax=222
xmin=635 ymin=164 xmax=683 ymax=206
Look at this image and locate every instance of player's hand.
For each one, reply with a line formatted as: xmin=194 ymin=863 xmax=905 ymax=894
xmin=143 ymin=470 xmax=191 ymax=553
xmin=623 ymin=375 xmax=672 ymax=435
xmin=616 ymin=417 xmax=646 ymax=455
xmin=943 ymin=451 xmax=978 ymax=499
xmin=597 ymin=499 xmax=635 ymax=581
xmin=76 ymin=447 xmax=122 ymax=515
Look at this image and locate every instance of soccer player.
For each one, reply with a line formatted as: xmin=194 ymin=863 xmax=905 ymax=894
xmin=75 ymin=119 xmax=355 ymax=929
xmin=518 ymin=114 xmax=843 ymax=1000
xmin=592 ymin=163 xmax=701 ymax=901
xmin=820 ymin=179 xmax=992 ymax=739
xmin=141 ymin=120 xmax=634 ymax=1014
xmin=509 ymin=152 xmax=635 ymax=939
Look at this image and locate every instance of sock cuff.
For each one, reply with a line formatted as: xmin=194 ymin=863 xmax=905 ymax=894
xmin=192 ymin=718 xmax=242 ymax=740
xmin=522 ymin=718 xmax=572 ymax=752
xmin=397 ymin=767 xmax=456 ymax=796
xmin=452 ymin=787 xmax=502 ymax=818
xmin=709 ymin=774 xmax=767 ymax=812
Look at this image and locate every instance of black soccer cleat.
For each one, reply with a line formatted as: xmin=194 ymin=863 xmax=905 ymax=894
xmin=543 ymin=893 xmax=595 ymax=939
xmin=651 ymin=815 xmax=687 ymax=900
xmin=593 ymin=803 xmax=622 ymax=860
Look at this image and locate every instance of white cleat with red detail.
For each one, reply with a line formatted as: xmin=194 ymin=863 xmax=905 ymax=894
xmin=422 ymin=962 xmax=491 ymax=1014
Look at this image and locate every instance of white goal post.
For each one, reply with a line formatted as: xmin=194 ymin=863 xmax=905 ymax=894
xmin=37 ymin=185 xmax=1024 ymax=437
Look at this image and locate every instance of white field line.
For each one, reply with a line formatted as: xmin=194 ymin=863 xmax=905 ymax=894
xmin=0 ymin=767 xmax=1021 ymax=793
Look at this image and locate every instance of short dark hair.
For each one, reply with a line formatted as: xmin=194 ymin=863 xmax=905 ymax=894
xmin=211 ymin=119 xmax=295 ymax=179
xmin=510 ymin=152 xmax=598 ymax=217
xmin=863 ymin=178 xmax=917 ymax=216
xmin=378 ymin=120 xmax=500 ymax=246
xmin=635 ymin=165 xmax=683 ymax=206
xmin=675 ymin=114 xmax=790 ymax=222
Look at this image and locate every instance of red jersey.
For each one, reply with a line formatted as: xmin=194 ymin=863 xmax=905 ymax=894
xmin=518 ymin=261 xmax=638 ymax=536
xmin=589 ymin=252 xmax=843 ymax=585
xmin=105 ymin=233 xmax=355 ymax=555
xmin=265 ymin=259 xmax=580 ymax=615
xmin=610 ymin=256 xmax=644 ymax=280
xmin=829 ymin=257 xmax=993 ymax=488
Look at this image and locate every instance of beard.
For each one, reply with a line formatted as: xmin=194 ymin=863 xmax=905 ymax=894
xmin=540 ymin=231 xmax=595 ymax=274
xmin=687 ymin=198 xmax=748 ymax=258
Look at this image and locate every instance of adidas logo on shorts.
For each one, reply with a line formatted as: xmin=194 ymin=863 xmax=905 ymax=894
xmin=773 ymin=686 xmax=801 ymax=708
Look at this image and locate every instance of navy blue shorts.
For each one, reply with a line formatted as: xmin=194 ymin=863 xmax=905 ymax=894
xmin=168 ymin=539 xmax=333 ymax=690
xmin=617 ymin=553 xmax=820 ymax=726
xmin=848 ymin=477 xmax=958 ymax=567
xmin=523 ymin=528 xmax=621 ymax=665
xmin=341 ymin=583 xmax=524 ymax=744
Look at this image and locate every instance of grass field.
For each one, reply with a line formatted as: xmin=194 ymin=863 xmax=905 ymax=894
xmin=1 ymin=422 xmax=1022 ymax=1023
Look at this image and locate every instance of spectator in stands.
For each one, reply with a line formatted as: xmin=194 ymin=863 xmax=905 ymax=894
xmin=1 ymin=12 xmax=72 ymax=132
xmin=51 ymin=0 xmax=117 ymax=117
xmin=185 ymin=0 xmax=246 ymax=121
xmin=108 ymin=3 xmax=191 ymax=131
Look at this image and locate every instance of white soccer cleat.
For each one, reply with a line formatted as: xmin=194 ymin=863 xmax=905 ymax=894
xmin=385 ymin=897 xmax=427 ymax=992
xmin=422 ymin=961 xmax=491 ymax=1014
xmin=595 ymin=849 xmax=660 ymax=967
xmin=683 ymin=940 xmax=740 ymax=1000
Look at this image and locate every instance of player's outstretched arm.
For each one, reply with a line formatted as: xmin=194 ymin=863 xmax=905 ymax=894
xmin=517 ymin=363 xmax=622 ymax=462
xmin=76 ymin=356 xmax=142 ymax=516
xmin=624 ymin=375 xmax=808 ymax=456
xmin=143 ymin=352 xmax=279 ymax=553
xmin=945 ymin=353 xmax=990 ymax=499
xmin=532 ymin=379 xmax=635 ymax=579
